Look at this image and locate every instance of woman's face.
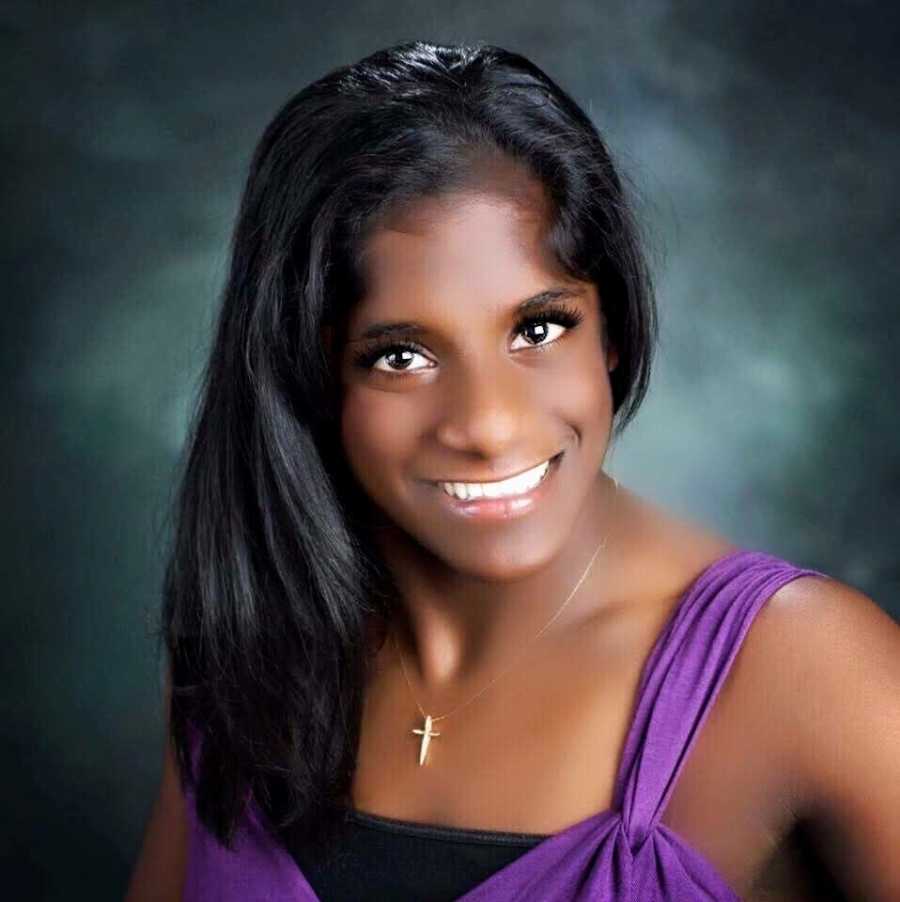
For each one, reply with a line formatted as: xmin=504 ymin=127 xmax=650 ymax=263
xmin=335 ymin=186 xmax=618 ymax=580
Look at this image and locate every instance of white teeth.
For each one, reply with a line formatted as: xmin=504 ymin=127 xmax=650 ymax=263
xmin=440 ymin=458 xmax=551 ymax=501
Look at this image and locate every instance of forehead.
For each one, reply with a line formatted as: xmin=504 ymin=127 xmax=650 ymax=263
xmin=355 ymin=190 xmax=568 ymax=316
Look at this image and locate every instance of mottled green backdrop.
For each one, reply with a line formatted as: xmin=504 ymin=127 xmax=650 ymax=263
xmin=4 ymin=2 xmax=898 ymax=898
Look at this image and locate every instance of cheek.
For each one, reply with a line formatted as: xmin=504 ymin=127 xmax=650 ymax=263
xmin=341 ymin=388 xmax=415 ymax=494
xmin=559 ymin=347 xmax=614 ymax=432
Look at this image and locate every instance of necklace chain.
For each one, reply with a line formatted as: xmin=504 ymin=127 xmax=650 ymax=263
xmin=392 ymin=476 xmax=619 ymax=725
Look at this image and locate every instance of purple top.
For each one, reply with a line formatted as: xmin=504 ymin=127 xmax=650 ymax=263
xmin=183 ymin=549 xmax=827 ymax=900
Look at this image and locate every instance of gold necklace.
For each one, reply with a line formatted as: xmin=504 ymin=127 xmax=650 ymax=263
xmin=392 ymin=477 xmax=619 ymax=766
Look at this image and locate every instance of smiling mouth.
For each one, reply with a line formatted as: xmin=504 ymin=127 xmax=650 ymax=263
xmin=431 ymin=451 xmax=564 ymax=502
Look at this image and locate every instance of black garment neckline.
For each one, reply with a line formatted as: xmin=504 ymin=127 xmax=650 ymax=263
xmin=342 ymin=806 xmax=552 ymax=846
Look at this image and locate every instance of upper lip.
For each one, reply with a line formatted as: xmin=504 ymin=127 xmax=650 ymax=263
xmin=429 ymin=451 xmax=562 ymax=486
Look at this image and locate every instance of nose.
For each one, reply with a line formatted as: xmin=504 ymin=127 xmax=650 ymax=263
xmin=434 ymin=358 xmax=532 ymax=461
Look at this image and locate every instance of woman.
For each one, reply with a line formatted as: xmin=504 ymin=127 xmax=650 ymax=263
xmin=126 ymin=41 xmax=900 ymax=901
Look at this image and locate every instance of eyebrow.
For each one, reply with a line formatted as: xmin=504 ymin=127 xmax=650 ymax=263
xmin=351 ymin=286 xmax=584 ymax=344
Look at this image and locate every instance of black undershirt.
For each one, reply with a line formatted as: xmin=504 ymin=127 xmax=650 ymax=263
xmin=285 ymin=807 xmax=550 ymax=902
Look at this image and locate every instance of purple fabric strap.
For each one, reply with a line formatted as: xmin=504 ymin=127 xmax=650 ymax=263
xmin=616 ymin=550 xmax=827 ymax=849
xmin=183 ymin=548 xmax=828 ymax=900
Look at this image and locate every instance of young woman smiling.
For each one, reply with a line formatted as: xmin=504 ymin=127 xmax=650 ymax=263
xmin=127 ymin=41 xmax=900 ymax=901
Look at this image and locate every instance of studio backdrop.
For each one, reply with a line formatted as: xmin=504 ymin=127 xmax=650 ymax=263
xmin=3 ymin=2 xmax=897 ymax=899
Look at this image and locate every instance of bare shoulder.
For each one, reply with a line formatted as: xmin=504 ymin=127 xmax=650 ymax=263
xmin=738 ymin=569 xmax=900 ymax=758
xmin=618 ymin=490 xmax=900 ymax=898
xmin=736 ymin=569 xmax=900 ymax=900
xmin=745 ymin=569 xmax=900 ymax=696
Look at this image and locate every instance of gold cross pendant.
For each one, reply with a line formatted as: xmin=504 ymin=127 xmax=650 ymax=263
xmin=411 ymin=713 xmax=441 ymax=766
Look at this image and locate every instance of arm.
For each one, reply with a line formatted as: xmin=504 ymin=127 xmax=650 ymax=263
xmin=760 ymin=574 xmax=900 ymax=900
xmin=124 ymin=666 xmax=189 ymax=902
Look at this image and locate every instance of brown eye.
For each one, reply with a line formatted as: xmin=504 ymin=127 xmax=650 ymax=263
xmin=510 ymin=303 xmax=584 ymax=352
xmin=373 ymin=347 xmax=431 ymax=374
xmin=352 ymin=342 xmax=434 ymax=374
xmin=351 ymin=302 xmax=584 ymax=376
xmin=510 ymin=319 xmax=567 ymax=350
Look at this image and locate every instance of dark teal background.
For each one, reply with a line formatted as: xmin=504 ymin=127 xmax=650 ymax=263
xmin=4 ymin=3 xmax=898 ymax=898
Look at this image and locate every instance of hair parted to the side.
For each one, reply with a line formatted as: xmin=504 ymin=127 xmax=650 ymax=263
xmin=157 ymin=39 xmax=658 ymax=853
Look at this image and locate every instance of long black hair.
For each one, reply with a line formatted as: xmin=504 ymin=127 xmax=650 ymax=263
xmin=158 ymin=39 xmax=658 ymax=853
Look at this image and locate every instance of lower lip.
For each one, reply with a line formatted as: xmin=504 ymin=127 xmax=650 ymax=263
xmin=431 ymin=453 xmax=564 ymax=520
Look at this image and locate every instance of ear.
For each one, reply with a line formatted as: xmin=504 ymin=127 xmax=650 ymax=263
xmin=607 ymin=344 xmax=619 ymax=373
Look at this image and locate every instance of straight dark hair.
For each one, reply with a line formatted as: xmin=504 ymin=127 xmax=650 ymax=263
xmin=158 ymin=39 xmax=658 ymax=853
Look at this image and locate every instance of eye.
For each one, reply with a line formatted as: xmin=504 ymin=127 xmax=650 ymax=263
xmin=365 ymin=344 xmax=433 ymax=375
xmin=510 ymin=314 xmax=572 ymax=351
xmin=351 ymin=302 xmax=585 ymax=376
xmin=509 ymin=302 xmax=585 ymax=353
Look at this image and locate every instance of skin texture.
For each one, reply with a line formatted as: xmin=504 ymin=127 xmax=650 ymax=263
xmin=332 ymin=182 xmax=900 ymax=899
xmin=338 ymin=183 xmax=622 ymax=687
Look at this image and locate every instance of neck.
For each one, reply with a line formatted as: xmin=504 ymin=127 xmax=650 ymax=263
xmin=369 ymin=472 xmax=623 ymax=696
